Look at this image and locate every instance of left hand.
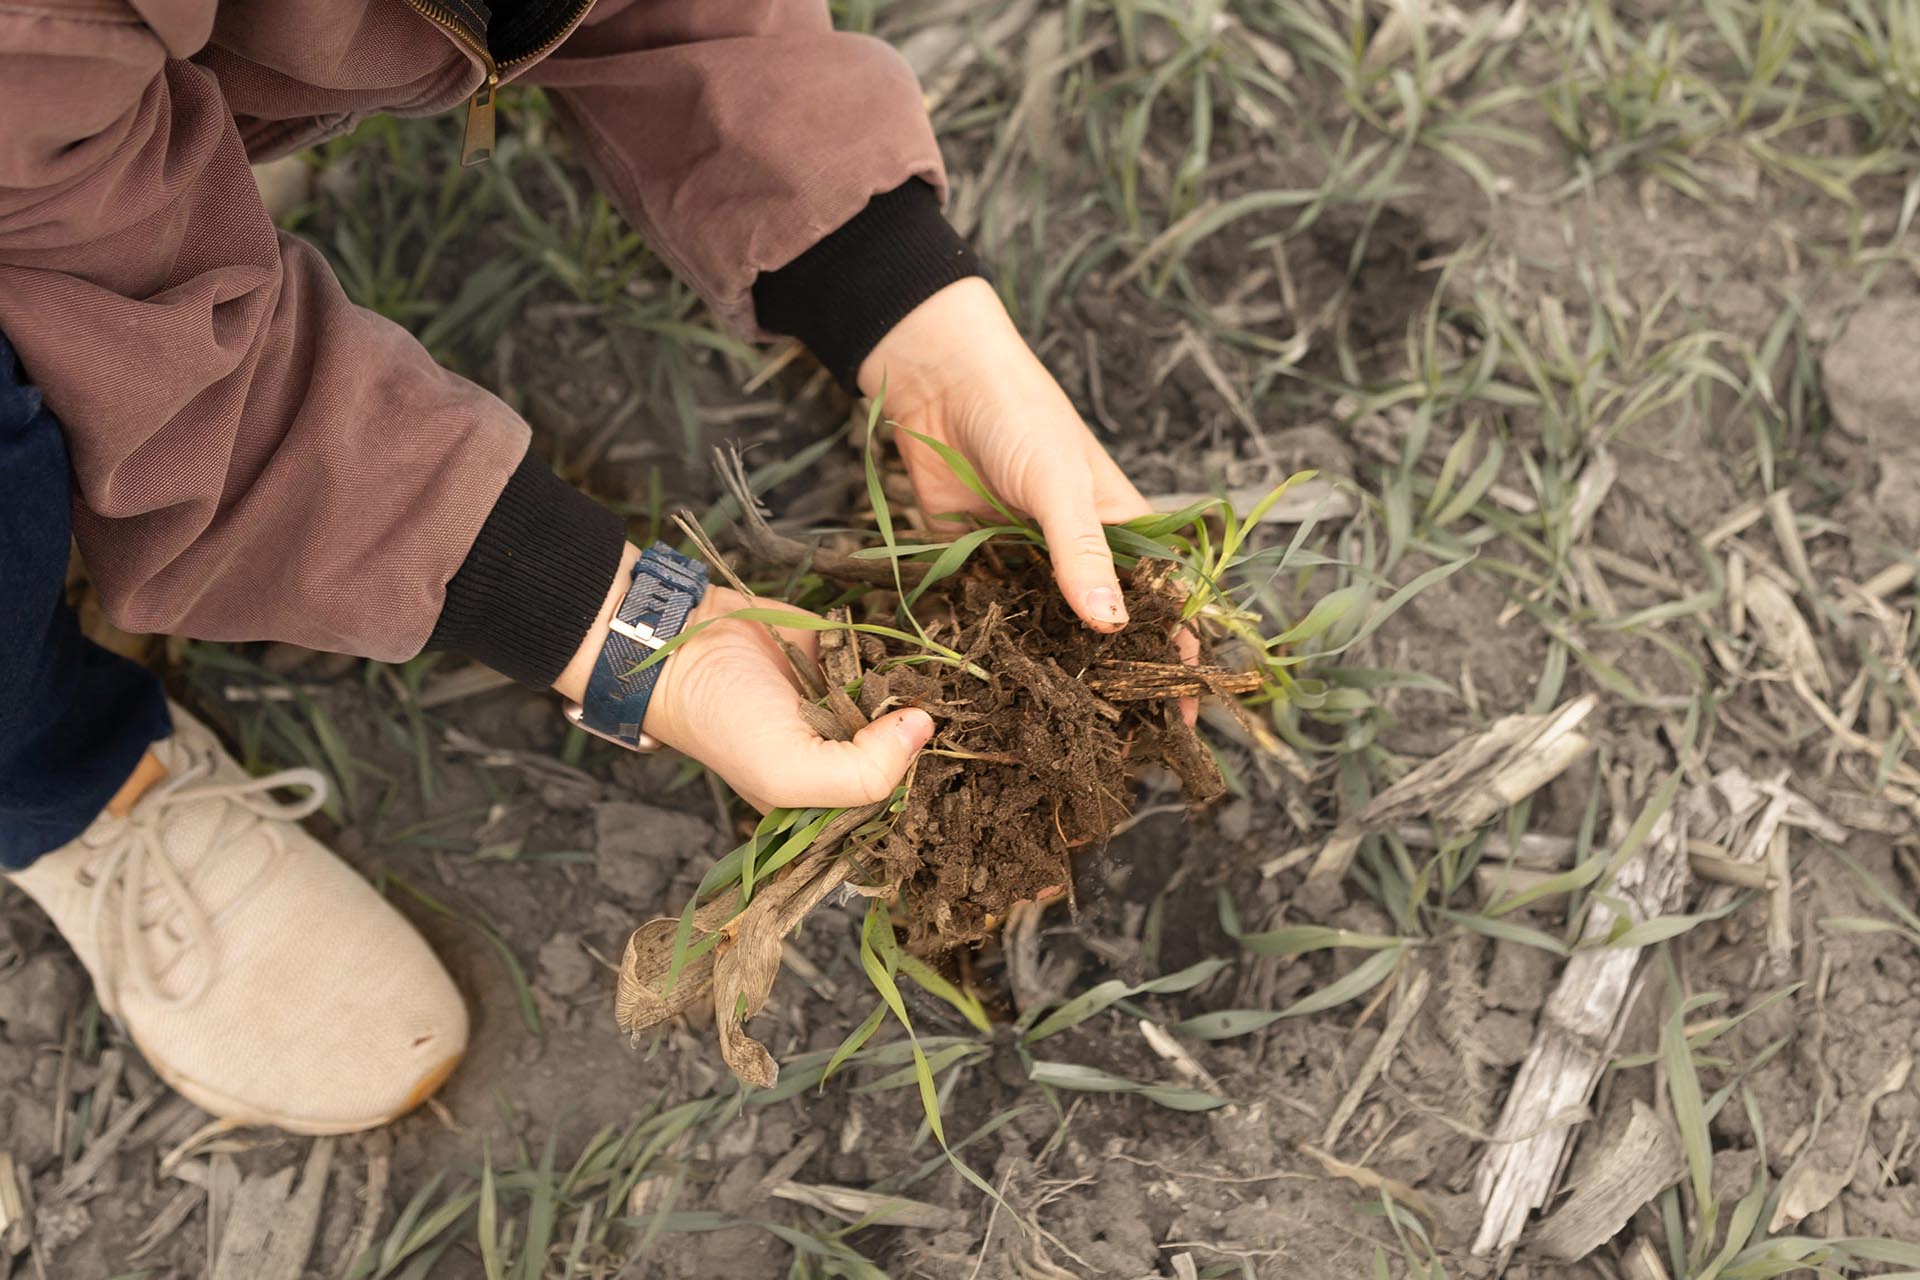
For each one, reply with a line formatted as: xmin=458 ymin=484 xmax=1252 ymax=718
xmin=859 ymin=278 xmax=1151 ymax=635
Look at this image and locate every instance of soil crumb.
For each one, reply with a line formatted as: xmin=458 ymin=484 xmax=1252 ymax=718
xmin=854 ymin=555 xmax=1229 ymax=950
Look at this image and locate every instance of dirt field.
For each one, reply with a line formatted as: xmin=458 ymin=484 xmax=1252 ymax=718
xmin=5 ymin=2 xmax=1920 ymax=1277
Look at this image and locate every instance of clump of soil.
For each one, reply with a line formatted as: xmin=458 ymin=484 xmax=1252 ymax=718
xmin=853 ymin=555 xmax=1231 ymax=950
xmin=618 ymin=503 xmax=1256 ymax=1085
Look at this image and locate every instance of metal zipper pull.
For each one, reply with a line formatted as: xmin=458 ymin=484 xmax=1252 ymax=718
xmin=461 ymin=74 xmax=498 ymax=166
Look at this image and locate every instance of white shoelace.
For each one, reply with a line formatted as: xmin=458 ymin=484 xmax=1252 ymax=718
xmin=80 ymin=753 xmax=328 ymax=1008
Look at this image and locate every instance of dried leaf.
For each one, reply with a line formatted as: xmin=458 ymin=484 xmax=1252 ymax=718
xmin=710 ymin=850 xmax=860 ymax=1087
xmin=614 ymin=894 xmax=737 ymax=1035
xmin=1742 ymin=576 xmax=1830 ymax=696
xmin=768 ymin=1182 xmax=965 ymax=1231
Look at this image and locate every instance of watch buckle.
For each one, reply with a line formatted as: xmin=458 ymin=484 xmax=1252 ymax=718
xmin=608 ymin=617 xmax=666 ymax=649
xmin=562 ymin=700 xmax=663 ymax=752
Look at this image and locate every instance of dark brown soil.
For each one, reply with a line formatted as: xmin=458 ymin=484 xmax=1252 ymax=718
xmin=838 ymin=555 xmax=1231 ymax=950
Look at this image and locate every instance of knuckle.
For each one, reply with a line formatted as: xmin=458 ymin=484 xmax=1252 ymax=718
xmin=1064 ymin=529 xmax=1114 ymax=565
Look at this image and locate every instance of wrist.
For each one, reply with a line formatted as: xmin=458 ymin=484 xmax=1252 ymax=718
xmin=752 ymin=179 xmax=984 ymax=394
xmin=552 ymin=542 xmax=642 ymax=704
xmin=856 ymin=276 xmax=1012 ymax=404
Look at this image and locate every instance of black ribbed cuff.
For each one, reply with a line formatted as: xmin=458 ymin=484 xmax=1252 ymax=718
xmin=752 ymin=179 xmax=983 ymax=394
xmin=426 ymin=444 xmax=627 ymax=689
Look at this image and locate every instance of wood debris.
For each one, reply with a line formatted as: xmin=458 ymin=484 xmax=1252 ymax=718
xmin=1742 ymin=576 xmax=1830 ymax=696
xmin=336 ymin=1132 xmax=391 ymax=1280
xmin=1309 ymin=695 xmax=1596 ymax=883
xmin=0 ymin=1153 xmax=25 ymax=1260
xmin=1321 ymin=969 xmax=1432 ymax=1150
xmin=128 ymin=1185 xmax=205 ymax=1264
xmin=1531 ymin=1100 xmax=1685 ymax=1260
xmin=1082 ymin=660 xmax=1262 ymax=700
xmin=54 ymin=1080 xmax=164 ymax=1198
xmin=208 ymin=1138 xmax=333 ymax=1280
xmin=1473 ymin=799 xmax=1690 ymax=1254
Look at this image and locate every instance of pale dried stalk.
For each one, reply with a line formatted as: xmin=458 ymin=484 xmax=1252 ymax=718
xmin=714 ymin=445 xmax=928 ymax=588
xmin=1624 ymin=1236 xmax=1674 ymax=1280
xmin=1322 ymin=969 xmax=1432 ymax=1149
xmin=1531 ymin=1100 xmax=1685 ymax=1260
xmin=1309 ymin=695 xmax=1596 ymax=883
xmin=1472 ymin=805 xmax=1691 ymax=1255
xmin=770 ymin=1182 xmax=965 ymax=1231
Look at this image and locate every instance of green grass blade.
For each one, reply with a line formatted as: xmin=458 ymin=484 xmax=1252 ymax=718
xmin=1021 ymin=958 xmax=1229 ymax=1043
xmin=857 ymin=902 xmax=944 ymax=1146
xmin=894 ymin=953 xmax=992 ymax=1032
xmin=477 ymin=1145 xmax=504 ymax=1280
xmin=821 ymin=1004 xmax=889 ymax=1085
xmin=1026 ymin=1060 xmax=1227 ymax=1111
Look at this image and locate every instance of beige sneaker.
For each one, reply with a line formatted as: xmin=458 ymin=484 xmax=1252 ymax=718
xmin=7 ymin=703 xmax=467 ymax=1134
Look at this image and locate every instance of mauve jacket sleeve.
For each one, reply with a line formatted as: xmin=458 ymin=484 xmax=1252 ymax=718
xmin=521 ymin=0 xmax=980 ymax=385
xmin=0 ymin=3 xmax=622 ymax=677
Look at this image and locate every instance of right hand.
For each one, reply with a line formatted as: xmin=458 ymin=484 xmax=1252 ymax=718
xmin=643 ymin=587 xmax=934 ymax=812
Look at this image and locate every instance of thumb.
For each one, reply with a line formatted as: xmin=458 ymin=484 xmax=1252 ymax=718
xmin=770 ymin=708 xmax=934 ymax=809
xmin=1033 ymin=480 xmax=1129 ymax=633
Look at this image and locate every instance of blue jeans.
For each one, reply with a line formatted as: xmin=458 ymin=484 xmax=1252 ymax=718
xmin=0 ymin=331 xmax=172 ymax=869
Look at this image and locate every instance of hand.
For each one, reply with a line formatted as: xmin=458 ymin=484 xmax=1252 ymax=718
xmin=555 ymin=548 xmax=932 ymax=812
xmin=645 ymin=588 xmax=934 ymax=811
xmin=860 ymin=279 xmax=1199 ymax=724
xmin=859 ymin=278 xmax=1150 ymax=634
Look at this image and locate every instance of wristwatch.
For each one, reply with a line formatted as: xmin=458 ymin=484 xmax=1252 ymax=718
xmin=562 ymin=543 xmax=709 ymax=752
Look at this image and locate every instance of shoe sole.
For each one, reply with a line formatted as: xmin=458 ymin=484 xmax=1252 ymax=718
xmin=130 ymin=1027 xmax=464 ymax=1136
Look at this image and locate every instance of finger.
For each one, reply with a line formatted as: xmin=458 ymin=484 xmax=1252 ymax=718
xmin=762 ymin=707 xmax=934 ymax=809
xmin=1089 ymin=451 xmax=1155 ymax=524
xmin=1031 ymin=476 xmax=1129 ymax=633
xmin=1173 ymin=625 xmax=1201 ymax=728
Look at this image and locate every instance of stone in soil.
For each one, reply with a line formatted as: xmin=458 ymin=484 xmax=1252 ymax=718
xmin=1820 ymin=297 xmax=1920 ymax=443
xmin=593 ymin=800 xmax=718 ymax=907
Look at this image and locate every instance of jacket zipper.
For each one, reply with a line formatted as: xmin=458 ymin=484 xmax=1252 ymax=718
xmin=404 ymin=0 xmax=597 ymax=167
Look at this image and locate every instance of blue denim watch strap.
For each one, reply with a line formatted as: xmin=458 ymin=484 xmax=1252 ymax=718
xmin=579 ymin=544 xmax=708 ymax=748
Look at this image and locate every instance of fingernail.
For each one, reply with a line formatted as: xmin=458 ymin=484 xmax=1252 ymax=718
xmin=1087 ymin=587 xmax=1127 ymax=626
xmin=897 ymin=709 xmax=934 ymax=746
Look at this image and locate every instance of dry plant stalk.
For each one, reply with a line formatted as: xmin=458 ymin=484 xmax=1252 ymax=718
xmin=715 ymin=446 xmax=926 ymax=589
xmin=1309 ymin=695 xmax=1597 ymax=883
xmin=1473 ymin=801 xmax=1690 ymax=1255
xmin=1531 ymin=1100 xmax=1686 ymax=1260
